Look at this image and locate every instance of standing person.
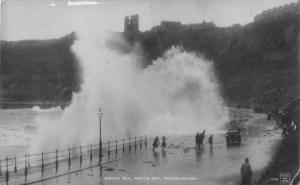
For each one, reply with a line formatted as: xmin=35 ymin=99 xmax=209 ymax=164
xmin=282 ymin=125 xmax=287 ymax=137
xmin=195 ymin=132 xmax=200 ymax=148
xmin=161 ymin=136 xmax=167 ymax=150
xmin=202 ymin=130 xmax=206 ymax=138
xmin=197 ymin=129 xmax=205 ymax=147
xmin=199 ymin=133 xmax=204 ymax=146
xmin=240 ymin=158 xmax=252 ymax=185
xmin=208 ymin=134 xmax=213 ymax=148
xmin=290 ymin=121 xmax=297 ymax=132
xmin=152 ymin=136 xmax=160 ymax=151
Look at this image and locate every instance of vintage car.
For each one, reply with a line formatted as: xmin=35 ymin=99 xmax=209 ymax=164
xmin=226 ymin=129 xmax=241 ymax=146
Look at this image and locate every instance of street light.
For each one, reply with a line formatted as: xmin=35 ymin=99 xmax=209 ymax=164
xmin=97 ymin=108 xmax=103 ymax=164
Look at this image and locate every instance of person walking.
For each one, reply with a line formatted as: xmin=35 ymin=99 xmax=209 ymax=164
xmin=282 ymin=125 xmax=287 ymax=137
xmin=195 ymin=132 xmax=200 ymax=148
xmin=152 ymin=136 xmax=160 ymax=151
xmin=240 ymin=158 xmax=252 ymax=185
xmin=161 ymin=136 xmax=167 ymax=150
xmin=202 ymin=130 xmax=206 ymax=138
xmin=208 ymin=134 xmax=213 ymax=148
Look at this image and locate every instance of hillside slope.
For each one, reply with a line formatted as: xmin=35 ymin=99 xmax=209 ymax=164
xmin=0 ymin=5 xmax=299 ymax=111
xmin=136 ymin=12 xmax=299 ymax=110
xmin=0 ymin=33 xmax=81 ymax=102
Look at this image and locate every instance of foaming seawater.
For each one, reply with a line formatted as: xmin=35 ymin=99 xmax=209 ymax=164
xmin=0 ymin=107 xmax=63 ymax=156
xmin=138 ymin=48 xmax=229 ymax=135
xmin=30 ymin=106 xmax=62 ymax=113
xmin=30 ymin=32 xmax=229 ymax=152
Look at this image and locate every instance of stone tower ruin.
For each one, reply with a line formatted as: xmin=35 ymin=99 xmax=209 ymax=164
xmin=124 ymin=14 xmax=139 ymax=36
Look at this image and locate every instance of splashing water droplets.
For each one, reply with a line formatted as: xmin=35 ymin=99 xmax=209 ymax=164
xmin=30 ymin=32 xmax=229 ymax=152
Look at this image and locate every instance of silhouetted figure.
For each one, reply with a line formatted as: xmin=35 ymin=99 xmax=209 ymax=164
xmin=208 ymin=135 xmax=213 ymax=148
xmin=199 ymin=135 xmax=203 ymax=146
xmin=195 ymin=132 xmax=200 ymax=148
xmin=240 ymin=158 xmax=252 ymax=185
xmin=152 ymin=136 xmax=160 ymax=151
xmin=199 ymin=130 xmax=206 ymax=146
xmin=287 ymin=123 xmax=294 ymax=137
xmin=202 ymin=130 xmax=206 ymax=138
xmin=282 ymin=125 xmax=287 ymax=137
xmin=161 ymin=136 xmax=167 ymax=150
xmin=291 ymin=121 xmax=297 ymax=132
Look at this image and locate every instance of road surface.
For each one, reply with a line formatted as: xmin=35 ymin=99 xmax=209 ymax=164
xmin=24 ymin=108 xmax=282 ymax=185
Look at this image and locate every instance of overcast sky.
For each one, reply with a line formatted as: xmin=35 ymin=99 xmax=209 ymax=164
xmin=1 ymin=0 xmax=298 ymax=41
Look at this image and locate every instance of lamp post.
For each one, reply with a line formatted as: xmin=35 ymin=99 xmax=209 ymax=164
xmin=97 ymin=108 xmax=103 ymax=164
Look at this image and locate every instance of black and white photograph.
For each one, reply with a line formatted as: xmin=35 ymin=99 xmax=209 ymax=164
xmin=0 ymin=0 xmax=299 ymax=184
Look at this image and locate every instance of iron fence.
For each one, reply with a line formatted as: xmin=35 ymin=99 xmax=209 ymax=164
xmin=0 ymin=136 xmax=148 ymax=185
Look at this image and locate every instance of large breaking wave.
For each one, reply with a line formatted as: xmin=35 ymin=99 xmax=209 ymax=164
xmin=30 ymin=31 xmax=229 ymax=152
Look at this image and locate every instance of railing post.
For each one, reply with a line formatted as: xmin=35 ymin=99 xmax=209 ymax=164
xmin=90 ymin=145 xmax=92 ymax=165
xmin=80 ymin=146 xmax=83 ymax=169
xmin=0 ymin=160 xmax=2 ymax=176
xmin=28 ymin=155 xmax=31 ymax=169
xmin=5 ymin=157 xmax=9 ymax=183
xmin=115 ymin=140 xmax=118 ymax=158
xmin=14 ymin=156 xmax=17 ymax=173
xmin=122 ymin=139 xmax=125 ymax=156
xmin=55 ymin=150 xmax=58 ymax=174
xmin=24 ymin=155 xmax=27 ymax=182
xmin=99 ymin=141 xmax=102 ymax=164
xmin=41 ymin=152 xmax=44 ymax=177
xmin=68 ymin=148 xmax=71 ymax=171
xmin=135 ymin=136 xmax=137 ymax=152
xmin=100 ymin=163 xmax=103 ymax=177
xmin=108 ymin=141 xmax=110 ymax=160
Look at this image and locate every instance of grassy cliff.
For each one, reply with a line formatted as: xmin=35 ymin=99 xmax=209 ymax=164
xmin=0 ymin=32 xmax=81 ymax=102
xmin=136 ymin=11 xmax=299 ymax=111
xmin=0 ymin=4 xmax=299 ymax=111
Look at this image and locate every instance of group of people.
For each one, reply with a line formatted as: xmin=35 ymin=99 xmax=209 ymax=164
xmin=151 ymin=134 xmax=253 ymax=185
xmin=195 ymin=130 xmax=213 ymax=148
xmin=152 ymin=130 xmax=214 ymax=151
xmin=152 ymin=136 xmax=167 ymax=151
xmin=268 ymin=109 xmax=297 ymax=138
xmin=282 ymin=120 xmax=297 ymax=137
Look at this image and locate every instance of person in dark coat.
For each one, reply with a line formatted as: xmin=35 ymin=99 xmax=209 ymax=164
xmin=240 ymin=158 xmax=252 ymax=185
xmin=161 ymin=136 xmax=167 ymax=150
xmin=208 ymin=134 xmax=213 ymax=148
xmin=152 ymin=136 xmax=160 ymax=151
xmin=202 ymin=130 xmax=206 ymax=138
xmin=282 ymin=125 xmax=287 ymax=137
xmin=195 ymin=132 xmax=200 ymax=148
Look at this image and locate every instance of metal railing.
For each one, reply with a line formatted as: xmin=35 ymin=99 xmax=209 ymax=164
xmin=0 ymin=136 xmax=148 ymax=185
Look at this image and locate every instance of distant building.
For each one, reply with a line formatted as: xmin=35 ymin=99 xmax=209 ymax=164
xmin=254 ymin=1 xmax=300 ymax=22
xmin=188 ymin=21 xmax=215 ymax=30
xmin=160 ymin=21 xmax=181 ymax=28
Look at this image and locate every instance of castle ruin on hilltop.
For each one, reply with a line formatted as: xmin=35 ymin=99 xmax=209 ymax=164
xmin=124 ymin=14 xmax=139 ymax=35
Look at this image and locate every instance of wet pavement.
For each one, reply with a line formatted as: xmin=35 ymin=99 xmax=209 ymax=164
xmin=26 ymin=109 xmax=282 ymax=185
